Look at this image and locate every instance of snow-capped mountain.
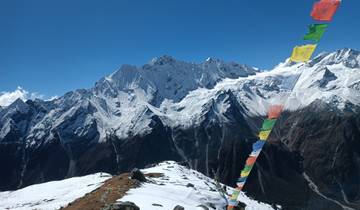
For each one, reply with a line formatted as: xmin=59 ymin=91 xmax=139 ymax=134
xmin=0 ymin=48 xmax=359 ymax=210
xmin=0 ymin=161 xmax=275 ymax=210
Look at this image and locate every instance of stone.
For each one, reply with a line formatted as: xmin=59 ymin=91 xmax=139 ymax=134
xmin=173 ymin=205 xmax=185 ymax=210
xmin=186 ymin=183 xmax=194 ymax=188
xmin=196 ymin=204 xmax=209 ymax=210
xmin=152 ymin=203 xmax=163 ymax=207
xmin=130 ymin=168 xmax=146 ymax=182
xmin=109 ymin=201 xmax=140 ymax=210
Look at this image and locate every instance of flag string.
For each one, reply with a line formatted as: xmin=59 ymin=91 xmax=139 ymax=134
xmin=227 ymin=1 xmax=342 ymax=209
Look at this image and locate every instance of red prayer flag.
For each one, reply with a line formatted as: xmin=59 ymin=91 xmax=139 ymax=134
xmin=246 ymin=156 xmax=257 ymax=166
xmin=311 ymin=0 xmax=340 ymax=22
xmin=267 ymin=105 xmax=283 ymax=119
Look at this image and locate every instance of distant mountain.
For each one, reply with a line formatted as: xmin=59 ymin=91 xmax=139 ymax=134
xmin=0 ymin=48 xmax=359 ymax=210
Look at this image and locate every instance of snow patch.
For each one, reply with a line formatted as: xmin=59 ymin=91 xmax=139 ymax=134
xmin=119 ymin=161 xmax=275 ymax=210
xmin=0 ymin=173 xmax=111 ymax=210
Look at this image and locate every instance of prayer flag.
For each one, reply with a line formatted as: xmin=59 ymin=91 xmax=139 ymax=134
xmin=246 ymin=156 xmax=257 ymax=165
xmin=303 ymin=24 xmax=328 ymax=42
xmin=230 ymin=190 xmax=240 ymax=200
xmin=311 ymin=0 xmax=340 ymax=21
xmin=268 ymin=105 xmax=283 ymax=119
xmin=242 ymin=165 xmax=253 ymax=173
xmin=250 ymin=150 xmax=261 ymax=157
xmin=241 ymin=170 xmax=250 ymax=178
xmin=261 ymin=119 xmax=277 ymax=131
xmin=227 ymin=204 xmax=236 ymax=210
xmin=290 ymin=44 xmax=317 ymax=62
xmin=259 ymin=130 xmax=271 ymax=140
xmin=237 ymin=185 xmax=244 ymax=191
xmin=252 ymin=140 xmax=266 ymax=151
xmin=237 ymin=177 xmax=247 ymax=183
xmin=237 ymin=181 xmax=245 ymax=188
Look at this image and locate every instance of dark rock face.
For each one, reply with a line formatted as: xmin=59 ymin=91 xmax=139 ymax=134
xmin=314 ymin=67 xmax=337 ymax=88
xmin=0 ymin=110 xmax=181 ymax=190
xmin=240 ymin=100 xmax=360 ymax=210
xmin=0 ymin=142 xmax=23 ymax=190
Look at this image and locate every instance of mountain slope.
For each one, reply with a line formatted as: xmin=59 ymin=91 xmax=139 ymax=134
xmin=0 ymin=161 xmax=275 ymax=210
xmin=0 ymin=48 xmax=359 ymax=209
xmin=118 ymin=161 xmax=275 ymax=210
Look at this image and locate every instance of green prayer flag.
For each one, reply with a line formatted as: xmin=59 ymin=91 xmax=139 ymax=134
xmin=243 ymin=165 xmax=253 ymax=172
xmin=303 ymin=24 xmax=328 ymax=43
xmin=261 ymin=119 xmax=277 ymax=131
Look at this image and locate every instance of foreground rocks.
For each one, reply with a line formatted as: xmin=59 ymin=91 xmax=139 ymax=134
xmin=105 ymin=201 xmax=140 ymax=210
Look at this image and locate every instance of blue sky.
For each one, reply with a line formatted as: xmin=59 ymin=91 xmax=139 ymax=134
xmin=0 ymin=0 xmax=359 ymax=99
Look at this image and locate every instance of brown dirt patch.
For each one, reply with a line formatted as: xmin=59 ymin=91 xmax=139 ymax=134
xmin=61 ymin=173 xmax=162 ymax=210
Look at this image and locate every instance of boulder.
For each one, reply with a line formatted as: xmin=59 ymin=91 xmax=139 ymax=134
xmin=173 ymin=205 xmax=185 ymax=210
xmin=130 ymin=168 xmax=146 ymax=182
xmin=186 ymin=183 xmax=194 ymax=188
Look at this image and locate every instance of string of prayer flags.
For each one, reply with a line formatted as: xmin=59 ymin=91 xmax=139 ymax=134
xmin=227 ymin=188 xmax=242 ymax=209
xmin=303 ymin=24 xmax=328 ymax=42
xmin=228 ymin=0 xmax=342 ymax=208
xmin=290 ymin=44 xmax=317 ymax=62
xmin=311 ymin=0 xmax=341 ymax=22
xmin=229 ymin=104 xmax=284 ymax=209
xmin=228 ymin=190 xmax=240 ymax=208
xmin=290 ymin=0 xmax=341 ymax=63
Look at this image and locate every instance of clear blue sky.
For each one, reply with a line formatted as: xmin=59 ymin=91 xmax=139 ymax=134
xmin=0 ymin=0 xmax=359 ymax=98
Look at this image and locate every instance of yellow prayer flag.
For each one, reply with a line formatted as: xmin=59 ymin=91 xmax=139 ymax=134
xmin=259 ymin=130 xmax=271 ymax=140
xmin=290 ymin=44 xmax=317 ymax=62
xmin=241 ymin=170 xmax=250 ymax=177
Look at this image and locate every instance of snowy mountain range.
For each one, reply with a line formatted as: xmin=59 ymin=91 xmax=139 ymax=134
xmin=0 ymin=48 xmax=359 ymax=210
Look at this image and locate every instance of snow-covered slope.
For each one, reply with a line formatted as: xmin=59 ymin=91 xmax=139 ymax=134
xmin=158 ymin=48 xmax=360 ymax=128
xmin=0 ymin=162 xmax=274 ymax=210
xmin=0 ymin=173 xmax=111 ymax=210
xmin=0 ymin=56 xmax=257 ymax=146
xmin=2 ymin=48 xmax=359 ymax=146
xmin=119 ymin=161 xmax=275 ymax=210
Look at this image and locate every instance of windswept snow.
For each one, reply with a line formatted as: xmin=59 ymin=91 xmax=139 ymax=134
xmin=0 ymin=173 xmax=111 ymax=210
xmin=118 ymin=161 xmax=275 ymax=210
xmin=0 ymin=162 xmax=274 ymax=210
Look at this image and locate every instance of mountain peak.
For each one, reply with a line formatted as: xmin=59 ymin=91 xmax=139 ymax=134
xmin=205 ymin=57 xmax=222 ymax=64
xmin=311 ymin=48 xmax=360 ymax=68
xmin=150 ymin=55 xmax=177 ymax=65
xmin=6 ymin=98 xmax=29 ymax=114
